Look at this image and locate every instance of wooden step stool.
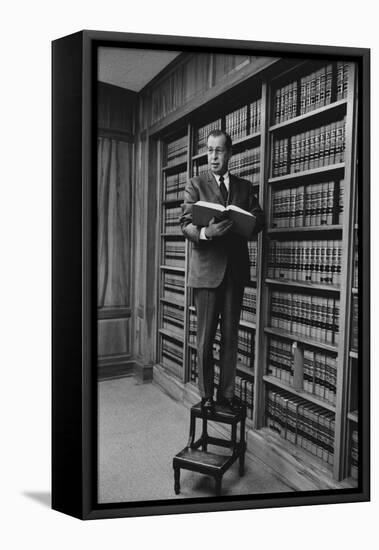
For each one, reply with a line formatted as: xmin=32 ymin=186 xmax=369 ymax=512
xmin=173 ymin=401 xmax=247 ymax=496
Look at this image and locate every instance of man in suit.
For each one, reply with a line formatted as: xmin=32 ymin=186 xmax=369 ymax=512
xmin=180 ymin=130 xmax=264 ymax=414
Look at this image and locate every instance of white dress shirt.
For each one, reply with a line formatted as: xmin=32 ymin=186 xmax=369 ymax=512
xmin=200 ymin=171 xmax=230 ymax=240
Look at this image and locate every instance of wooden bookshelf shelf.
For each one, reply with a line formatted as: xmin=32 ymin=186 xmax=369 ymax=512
xmin=239 ymin=319 xmax=256 ymax=330
xmin=269 ymin=99 xmax=348 ymax=133
xmin=264 ymin=327 xmax=338 ymax=352
xmin=265 ymin=278 xmax=341 ymax=293
xmin=347 ymin=410 xmax=358 ymax=423
xmin=268 ymin=163 xmax=345 ymax=185
xmin=231 ymin=131 xmax=261 ymax=148
xmin=236 ymin=363 xmax=255 ymax=377
xmin=160 ymin=265 xmax=185 ymax=273
xmin=162 ymin=160 xmax=187 ymax=172
xmin=352 ymin=287 xmax=358 ymax=294
xmin=268 ymin=225 xmax=343 ymax=235
xmin=161 ymin=233 xmax=184 ymax=237
xmin=349 ymin=350 xmax=358 ymax=359
xmin=160 ymin=297 xmax=185 ymax=307
xmin=263 ymin=375 xmax=336 ymax=412
xmin=161 ymin=348 xmax=183 ymax=364
xmin=191 ymin=151 xmax=207 ymax=161
xmin=159 ymin=328 xmax=184 ymax=343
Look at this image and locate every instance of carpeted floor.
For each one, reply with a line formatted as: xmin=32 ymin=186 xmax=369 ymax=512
xmin=98 ymin=376 xmax=294 ymax=503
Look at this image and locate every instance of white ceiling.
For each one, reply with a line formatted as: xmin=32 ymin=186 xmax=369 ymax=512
xmin=98 ymin=47 xmax=182 ymax=92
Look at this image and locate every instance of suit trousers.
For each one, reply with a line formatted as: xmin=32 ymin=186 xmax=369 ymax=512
xmin=193 ymin=265 xmax=245 ymax=399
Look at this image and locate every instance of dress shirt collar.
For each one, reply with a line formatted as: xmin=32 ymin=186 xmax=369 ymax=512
xmin=213 ymin=171 xmax=230 ymax=190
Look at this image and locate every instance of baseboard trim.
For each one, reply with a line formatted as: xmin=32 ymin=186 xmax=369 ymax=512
xmin=134 ymin=362 xmax=153 ymax=383
xmin=98 ymin=359 xmax=135 ymax=380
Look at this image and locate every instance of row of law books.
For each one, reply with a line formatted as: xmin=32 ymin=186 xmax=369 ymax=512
xmin=350 ymin=428 xmax=358 ymax=480
xmin=270 ymin=290 xmax=340 ymax=345
xmin=266 ymin=388 xmax=335 ymax=465
xmin=272 ymin=119 xmax=346 ymax=177
xmin=192 ymin=159 xmax=209 ymax=177
xmin=164 ymin=206 xmax=182 ymax=234
xmin=161 ymin=336 xmax=183 ymax=370
xmin=222 ymin=99 xmax=262 ymax=144
xmin=194 ymin=98 xmax=262 ymax=155
xmin=226 ymin=105 xmax=248 ymax=142
xmin=163 ymin=240 xmax=185 ymax=268
xmin=162 ymin=272 xmax=184 ymax=303
xmin=228 ymin=147 xmax=260 ymax=185
xmin=248 ymin=241 xmax=258 ymax=279
xmin=273 ymin=62 xmax=348 ymax=125
xmin=303 ymin=346 xmax=337 ymax=404
xmin=241 ymin=287 xmax=256 ymax=324
xmin=165 ymin=135 xmax=188 ymax=167
xmin=267 ymin=337 xmax=337 ymax=405
xmin=234 ymin=375 xmax=254 ymax=419
xmin=351 ymin=295 xmax=358 ymax=351
xmin=195 ymin=118 xmax=222 ymax=155
xmin=267 ymin=239 xmax=342 ymax=286
xmin=188 ymin=354 xmax=254 ymax=419
xmin=162 ymin=303 xmax=184 ymax=336
xmin=271 ymin=181 xmax=344 ymax=228
xmin=189 ymin=309 xmax=196 ymax=345
xmin=165 ymin=171 xmax=187 ymax=201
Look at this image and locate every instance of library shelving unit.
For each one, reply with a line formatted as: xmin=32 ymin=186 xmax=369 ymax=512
xmin=156 ymin=58 xmax=358 ymax=486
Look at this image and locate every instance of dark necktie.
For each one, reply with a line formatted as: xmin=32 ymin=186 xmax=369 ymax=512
xmin=219 ymin=175 xmax=228 ymax=204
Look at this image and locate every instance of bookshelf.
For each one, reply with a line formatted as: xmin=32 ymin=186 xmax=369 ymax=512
xmin=154 ymin=58 xmax=358 ymax=485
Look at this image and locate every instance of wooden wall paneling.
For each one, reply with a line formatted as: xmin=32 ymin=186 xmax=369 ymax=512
xmin=143 ymin=52 xmax=277 ymax=132
xmin=98 ymin=318 xmax=131 ymax=357
xmin=146 ymin=57 xmax=278 ymax=136
xmin=213 ymin=53 xmax=250 ymax=83
xmin=97 ymin=82 xmax=136 ymax=135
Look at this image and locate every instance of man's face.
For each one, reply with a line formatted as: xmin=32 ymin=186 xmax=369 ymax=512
xmin=207 ymin=135 xmax=231 ymax=176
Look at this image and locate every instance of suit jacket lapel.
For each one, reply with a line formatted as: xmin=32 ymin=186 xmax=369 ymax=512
xmin=207 ymin=171 xmax=225 ymax=205
xmin=228 ymin=173 xmax=235 ymax=204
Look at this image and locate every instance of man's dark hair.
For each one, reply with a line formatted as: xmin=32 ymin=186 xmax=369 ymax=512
xmin=207 ymin=130 xmax=233 ymax=151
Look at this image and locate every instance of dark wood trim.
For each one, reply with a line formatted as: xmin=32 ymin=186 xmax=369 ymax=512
xmin=148 ymin=57 xmax=279 ymax=136
xmin=98 ymin=358 xmax=135 ymax=380
xmin=133 ymin=361 xmax=154 ymax=382
xmin=140 ymin=52 xmax=191 ymax=94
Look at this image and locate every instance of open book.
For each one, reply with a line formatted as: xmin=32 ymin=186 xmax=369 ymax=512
xmin=192 ymin=201 xmax=256 ymax=238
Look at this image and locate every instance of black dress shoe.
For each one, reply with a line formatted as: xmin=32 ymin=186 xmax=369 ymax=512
xmin=216 ymin=394 xmax=241 ymax=413
xmin=201 ymin=397 xmax=215 ymax=415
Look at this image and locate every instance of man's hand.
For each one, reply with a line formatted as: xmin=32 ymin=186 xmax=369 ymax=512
xmin=204 ymin=217 xmax=233 ymax=239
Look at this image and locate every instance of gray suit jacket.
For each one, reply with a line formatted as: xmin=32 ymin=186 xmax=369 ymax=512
xmin=180 ymin=171 xmax=264 ymax=288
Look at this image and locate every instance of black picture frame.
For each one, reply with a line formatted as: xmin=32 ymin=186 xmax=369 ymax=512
xmin=52 ymin=30 xmax=370 ymax=520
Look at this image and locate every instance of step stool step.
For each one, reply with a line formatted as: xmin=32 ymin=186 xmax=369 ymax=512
xmin=174 ymin=447 xmax=231 ymax=472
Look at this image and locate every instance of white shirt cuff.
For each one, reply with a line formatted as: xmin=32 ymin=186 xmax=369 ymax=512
xmin=200 ymin=227 xmax=209 ymax=240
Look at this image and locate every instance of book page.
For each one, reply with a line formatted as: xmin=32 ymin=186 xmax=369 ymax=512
xmin=194 ymin=201 xmax=226 ymax=212
xmin=226 ymin=204 xmax=254 ymax=217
